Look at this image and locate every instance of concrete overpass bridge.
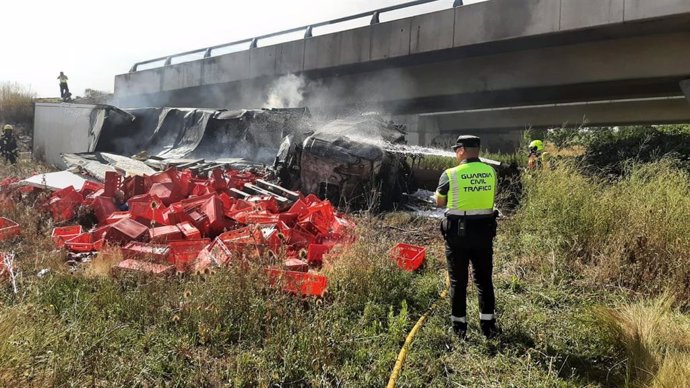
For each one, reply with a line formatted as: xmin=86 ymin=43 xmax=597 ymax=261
xmin=114 ymin=0 xmax=690 ymax=146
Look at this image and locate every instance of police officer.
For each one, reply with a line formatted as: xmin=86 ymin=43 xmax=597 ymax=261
xmin=436 ymin=135 xmax=499 ymax=339
xmin=1 ymin=124 xmax=18 ymax=164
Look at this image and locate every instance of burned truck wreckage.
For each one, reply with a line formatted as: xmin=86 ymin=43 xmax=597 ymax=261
xmin=34 ymin=103 xmax=510 ymax=211
xmin=274 ymin=115 xmax=414 ymax=209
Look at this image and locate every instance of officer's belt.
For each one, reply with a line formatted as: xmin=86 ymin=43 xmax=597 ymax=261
xmin=445 ymin=209 xmax=495 ymax=219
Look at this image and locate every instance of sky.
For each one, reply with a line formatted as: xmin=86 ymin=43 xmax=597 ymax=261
xmin=1 ymin=0 xmax=485 ymax=98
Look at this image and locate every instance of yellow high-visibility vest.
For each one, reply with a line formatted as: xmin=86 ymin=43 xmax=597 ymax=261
xmin=443 ymin=161 xmax=496 ymax=214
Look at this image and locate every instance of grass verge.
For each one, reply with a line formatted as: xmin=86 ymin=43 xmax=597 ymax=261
xmin=0 ymin=159 xmax=688 ymax=386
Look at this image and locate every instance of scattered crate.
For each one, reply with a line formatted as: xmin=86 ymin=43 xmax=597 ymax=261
xmin=0 ymin=217 xmax=21 ymax=241
xmin=51 ymin=225 xmax=83 ymax=248
xmin=389 ymin=243 xmax=426 ymax=272
xmin=266 ymin=268 xmax=328 ymax=297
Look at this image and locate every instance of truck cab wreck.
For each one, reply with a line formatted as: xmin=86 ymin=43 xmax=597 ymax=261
xmin=275 ymin=114 xmax=415 ymax=210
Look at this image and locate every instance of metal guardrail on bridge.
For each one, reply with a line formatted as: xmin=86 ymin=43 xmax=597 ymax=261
xmin=129 ymin=0 xmax=465 ymax=72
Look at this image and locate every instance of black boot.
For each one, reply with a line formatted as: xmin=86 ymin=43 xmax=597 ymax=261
xmin=480 ymin=319 xmax=501 ymax=339
xmin=452 ymin=322 xmax=467 ymax=340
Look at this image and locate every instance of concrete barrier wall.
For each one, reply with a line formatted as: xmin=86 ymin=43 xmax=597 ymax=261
xmin=624 ymin=0 xmax=690 ymax=20
xmin=560 ymin=0 xmax=624 ymax=30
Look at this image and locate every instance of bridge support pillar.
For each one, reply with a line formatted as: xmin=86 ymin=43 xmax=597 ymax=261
xmin=392 ymin=115 xmax=441 ymax=146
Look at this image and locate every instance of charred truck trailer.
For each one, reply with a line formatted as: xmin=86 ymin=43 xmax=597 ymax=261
xmin=33 ymin=104 xmax=421 ymax=209
xmin=275 ymin=115 xmax=414 ymax=209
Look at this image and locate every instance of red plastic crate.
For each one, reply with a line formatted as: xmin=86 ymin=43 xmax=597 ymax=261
xmin=218 ymin=226 xmax=255 ymax=243
xmin=150 ymin=169 xmax=176 ymax=185
xmin=287 ymin=226 xmax=316 ymax=249
xmin=303 ymin=194 xmax=321 ymax=205
xmin=0 ymin=217 xmax=21 ymax=241
xmin=210 ymin=168 xmax=227 ymax=191
xmin=177 ymin=221 xmax=201 ymax=240
xmin=164 ymin=203 xmax=192 ymax=225
xmin=149 ymin=182 xmax=181 ymax=206
xmin=188 ymin=211 xmax=210 ymax=235
xmin=306 ymin=243 xmax=333 ymax=265
xmin=80 ymin=180 xmax=104 ymax=196
xmin=48 ymin=187 xmax=84 ymax=222
xmin=266 ymin=268 xmax=328 ymax=297
xmin=105 ymin=211 xmax=131 ymax=225
xmin=51 ymin=225 xmax=83 ymax=248
xmin=245 ymin=213 xmax=279 ymax=224
xmin=205 ymin=237 xmax=233 ymax=265
xmin=105 ymin=218 xmax=149 ymax=244
xmin=65 ymin=233 xmax=105 ymax=252
xmin=217 ymin=192 xmax=235 ymax=211
xmin=168 ymin=239 xmax=211 ymax=271
xmin=278 ymin=212 xmax=299 ymax=226
xmin=284 ymin=258 xmax=309 ymax=272
xmin=103 ymin=171 xmax=122 ymax=197
xmin=179 ymin=193 xmax=214 ymax=212
xmin=389 ymin=243 xmax=426 ymax=272
xmin=121 ymin=242 xmax=171 ymax=263
xmin=288 ymin=199 xmax=309 ymax=216
xmin=149 ymin=225 xmax=184 ymax=243
xmin=113 ymin=259 xmax=175 ymax=276
xmin=91 ymin=225 xmax=112 ymax=240
xmin=200 ymin=196 xmax=225 ymax=234
xmin=128 ymin=194 xmax=167 ymax=225
xmin=92 ymin=196 xmax=117 ymax=224
xmin=192 ymin=237 xmax=232 ymax=271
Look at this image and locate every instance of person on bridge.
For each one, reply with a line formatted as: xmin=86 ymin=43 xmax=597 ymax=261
xmin=1 ymin=124 xmax=18 ymax=164
xmin=57 ymin=71 xmax=70 ymax=100
xmin=527 ymin=139 xmax=545 ymax=169
xmin=436 ymin=135 xmax=500 ymax=340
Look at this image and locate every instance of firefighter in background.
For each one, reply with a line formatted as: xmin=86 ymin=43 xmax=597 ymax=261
xmin=1 ymin=124 xmax=18 ymax=164
xmin=58 ymin=72 xmax=70 ymax=101
xmin=436 ymin=135 xmax=500 ymax=339
xmin=527 ymin=139 xmax=546 ymax=169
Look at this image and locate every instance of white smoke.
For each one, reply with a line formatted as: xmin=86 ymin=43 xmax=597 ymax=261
xmin=266 ymin=74 xmax=306 ymax=108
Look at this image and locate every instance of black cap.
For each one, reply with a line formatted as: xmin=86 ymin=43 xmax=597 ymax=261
xmin=451 ymin=135 xmax=480 ymax=150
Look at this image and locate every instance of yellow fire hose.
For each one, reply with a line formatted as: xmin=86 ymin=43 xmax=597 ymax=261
xmin=386 ymin=275 xmax=450 ymax=388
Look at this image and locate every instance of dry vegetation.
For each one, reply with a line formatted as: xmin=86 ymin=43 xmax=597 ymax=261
xmin=597 ymin=294 xmax=690 ymax=388
xmin=0 ymin=82 xmax=35 ymax=128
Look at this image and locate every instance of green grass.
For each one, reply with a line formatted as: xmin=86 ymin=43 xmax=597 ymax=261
xmin=1 ymin=158 xmax=689 ymax=386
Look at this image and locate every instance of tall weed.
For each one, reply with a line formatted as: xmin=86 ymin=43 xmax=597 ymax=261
xmin=596 ymin=294 xmax=690 ymax=387
xmin=0 ymin=82 xmax=35 ymax=127
xmin=509 ymin=160 xmax=690 ymax=301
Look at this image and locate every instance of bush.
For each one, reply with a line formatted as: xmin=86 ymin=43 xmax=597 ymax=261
xmin=596 ymin=294 xmax=690 ymax=387
xmin=507 ymin=160 xmax=690 ymax=302
xmin=574 ymin=125 xmax=690 ymax=175
xmin=0 ymin=82 xmax=35 ymax=127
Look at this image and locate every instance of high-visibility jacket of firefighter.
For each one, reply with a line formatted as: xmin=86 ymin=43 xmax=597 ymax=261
xmin=438 ymin=161 xmax=496 ymax=216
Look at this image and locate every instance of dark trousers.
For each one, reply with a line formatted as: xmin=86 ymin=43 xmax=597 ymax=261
xmin=3 ymin=152 xmax=17 ymax=164
xmin=441 ymin=217 xmax=496 ymax=321
xmin=60 ymin=83 xmax=69 ymax=98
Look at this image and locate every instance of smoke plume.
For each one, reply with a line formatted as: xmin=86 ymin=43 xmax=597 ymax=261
xmin=266 ymin=74 xmax=306 ymax=108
